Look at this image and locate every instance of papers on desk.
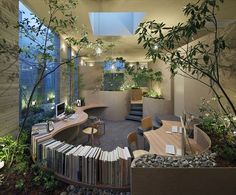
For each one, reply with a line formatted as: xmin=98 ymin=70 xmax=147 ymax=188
xmin=32 ymin=123 xmax=48 ymax=134
xmin=171 ymin=126 xmax=183 ymax=133
xmin=165 ymin=144 xmax=175 ymax=155
xmin=69 ymin=113 xmax=79 ymax=119
xmin=171 ymin=126 xmax=178 ymax=133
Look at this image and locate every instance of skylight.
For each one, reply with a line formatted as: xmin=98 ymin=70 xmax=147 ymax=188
xmin=89 ymin=12 xmax=145 ymax=36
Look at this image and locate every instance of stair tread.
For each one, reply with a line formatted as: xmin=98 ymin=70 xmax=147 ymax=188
xmin=129 ymin=111 xmax=143 ymax=116
xmin=126 ymin=115 xmax=142 ymax=122
xmin=131 ymin=107 xmax=143 ymax=111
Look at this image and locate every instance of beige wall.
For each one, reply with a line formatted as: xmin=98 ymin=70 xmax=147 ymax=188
xmin=174 ymin=24 xmax=236 ymax=116
xmin=0 ymin=0 xmax=19 ymax=136
xmin=79 ymin=62 xmax=103 ymax=91
xmin=82 ymin=90 xmax=130 ymax=120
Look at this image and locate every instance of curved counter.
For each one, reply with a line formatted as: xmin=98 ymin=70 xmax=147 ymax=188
xmin=144 ymin=120 xmax=211 ymax=156
xmin=33 ymin=104 xmax=106 ymax=140
xmin=31 ymin=104 xmax=130 ymax=191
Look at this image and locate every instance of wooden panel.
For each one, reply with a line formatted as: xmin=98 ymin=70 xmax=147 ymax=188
xmin=0 ymin=0 xmax=19 ymax=136
xmin=131 ymin=167 xmax=236 ymax=195
xmin=144 ymin=120 xmax=208 ymax=156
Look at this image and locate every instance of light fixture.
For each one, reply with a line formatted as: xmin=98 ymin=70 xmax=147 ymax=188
xmin=32 ymin=100 xmax=36 ymax=106
xmin=153 ymin=44 xmax=159 ymax=50
xmin=80 ymin=59 xmax=84 ymax=66
xmin=61 ymin=43 xmax=66 ymax=51
xmin=129 ymin=63 xmax=134 ymax=67
xmin=95 ymin=47 xmax=102 ymax=55
xmin=111 ymin=64 xmax=116 ymax=70
xmin=71 ymin=50 xmax=75 ymax=57
xmin=89 ymin=63 xmax=94 ymax=67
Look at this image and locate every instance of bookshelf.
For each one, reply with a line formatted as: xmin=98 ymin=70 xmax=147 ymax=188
xmin=31 ymin=104 xmax=131 ymax=191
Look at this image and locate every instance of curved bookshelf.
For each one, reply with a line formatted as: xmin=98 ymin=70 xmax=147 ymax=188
xmin=54 ymin=172 xmax=130 ymax=191
xmin=31 ymin=104 xmax=131 ymax=191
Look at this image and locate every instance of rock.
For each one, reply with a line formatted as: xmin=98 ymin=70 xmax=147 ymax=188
xmin=67 ymin=185 xmax=75 ymax=192
xmin=60 ymin=192 xmax=67 ymax=195
xmin=133 ymin=152 xmax=216 ymax=168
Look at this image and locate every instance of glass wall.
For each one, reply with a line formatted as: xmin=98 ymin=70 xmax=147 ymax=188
xmin=103 ymin=59 xmax=125 ymax=91
xmin=19 ymin=1 xmax=60 ymax=123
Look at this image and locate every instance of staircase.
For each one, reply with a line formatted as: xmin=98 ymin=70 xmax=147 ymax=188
xmin=126 ymin=103 xmax=143 ymax=122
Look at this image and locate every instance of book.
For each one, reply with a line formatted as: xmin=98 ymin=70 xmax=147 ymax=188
xmin=65 ymin=145 xmax=81 ymax=178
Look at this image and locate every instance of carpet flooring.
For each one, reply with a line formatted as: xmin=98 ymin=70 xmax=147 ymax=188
xmin=70 ymin=120 xmax=141 ymax=151
xmin=56 ymin=115 xmax=179 ymax=151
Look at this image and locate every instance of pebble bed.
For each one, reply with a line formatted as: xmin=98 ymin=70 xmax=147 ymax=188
xmin=133 ymin=152 xmax=217 ymax=168
xmin=60 ymin=185 xmax=131 ymax=195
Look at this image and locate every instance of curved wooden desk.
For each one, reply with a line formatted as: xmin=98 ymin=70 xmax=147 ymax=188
xmin=31 ymin=104 xmax=130 ymax=191
xmin=33 ymin=104 xmax=107 ymax=140
xmin=144 ymin=120 xmax=211 ymax=156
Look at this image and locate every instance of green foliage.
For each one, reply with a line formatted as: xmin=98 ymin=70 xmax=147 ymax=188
xmin=65 ymin=105 xmax=76 ymax=115
xmin=15 ymin=179 xmax=24 ymax=191
xmin=125 ymin=62 xmax=162 ymax=88
xmin=136 ymin=0 xmax=236 ymax=116
xmin=0 ymin=133 xmax=29 ymax=170
xmin=103 ymin=73 xmax=124 ymax=91
xmin=199 ymin=97 xmax=236 ymax=161
xmin=32 ymin=163 xmax=58 ymax=192
xmin=144 ymin=89 xmax=163 ymax=99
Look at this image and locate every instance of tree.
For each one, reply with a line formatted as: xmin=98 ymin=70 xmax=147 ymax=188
xmin=0 ymin=0 xmax=95 ymax=167
xmin=136 ymin=0 xmax=236 ymax=117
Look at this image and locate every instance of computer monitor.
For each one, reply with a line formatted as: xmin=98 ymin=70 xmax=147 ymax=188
xmin=56 ymin=102 xmax=65 ymax=118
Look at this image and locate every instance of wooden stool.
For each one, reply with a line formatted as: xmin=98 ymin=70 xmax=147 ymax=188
xmin=82 ymin=127 xmax=98 ymax=146
xmin=133 ymin=150 xmax=149 ymax=158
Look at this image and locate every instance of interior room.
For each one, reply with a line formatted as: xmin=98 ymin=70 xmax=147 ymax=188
xmin=0 ymin=0 xmax=236 ymax=194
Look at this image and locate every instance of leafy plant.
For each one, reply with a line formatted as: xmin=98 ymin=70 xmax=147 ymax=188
xmin=15 ymin=179 xmax=24 ymax=191
xmin=65 ymin=105 xmax=76 ymax=115
xmin=31 ymin=163 xmax=58 ymax=192
xmin=136 ymin=0 xmax=236 ymax=117
xmin=144 ymin=89 xmax=163 ymax=99
xmin=0 ymin=133 xmax=29 ymax=170
xmin=125 ymin=62 xmax=162 ymax=89
xmin=199 ymin=97 xmax=236 ymax=161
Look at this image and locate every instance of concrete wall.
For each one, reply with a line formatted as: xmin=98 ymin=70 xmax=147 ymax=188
xmin=82 ymin=90 xmax=130 ymax=121
xmin=59 ymin=38 xmax=68 ymax=103
xmin=143 ymin=97 xmax=173 ymax=118
xmin=0 ymin=0 xmax=19 ymax=136
xmin=79 ymin=62 xmax=103 ymax=91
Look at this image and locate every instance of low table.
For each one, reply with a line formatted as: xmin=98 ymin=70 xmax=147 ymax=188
xmin=82 ymin=127 xmax=98 ymax=146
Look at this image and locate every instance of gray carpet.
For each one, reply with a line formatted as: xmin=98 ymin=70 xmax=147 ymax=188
xmin=70 ymin=120 xmax=141 ymax=151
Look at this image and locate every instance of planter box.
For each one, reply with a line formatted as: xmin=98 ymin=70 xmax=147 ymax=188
xmin=131 ymin=166 xmax=236 ymax=195
xmin=131 ymin=88 xmax=142 ymax=101
xmin=82 ymin=90 xmax=130 ymax=120
xmin=143 ymin=96 xmax=173 ymax=117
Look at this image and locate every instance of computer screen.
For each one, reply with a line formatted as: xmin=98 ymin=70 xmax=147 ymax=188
xmin=56 ymin=102 xmax=65 ymax=117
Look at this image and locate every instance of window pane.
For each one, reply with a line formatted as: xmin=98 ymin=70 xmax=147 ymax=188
xmin=19 ymin=1 xmax=60 ymax=124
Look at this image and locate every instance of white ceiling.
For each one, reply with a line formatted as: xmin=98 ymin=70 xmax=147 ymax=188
xmin=23 ymin=0 xmax=236 ymax=62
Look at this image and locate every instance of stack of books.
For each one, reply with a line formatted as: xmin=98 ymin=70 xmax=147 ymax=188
xmin=32 ymin=133 xmax=131 ymax=187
